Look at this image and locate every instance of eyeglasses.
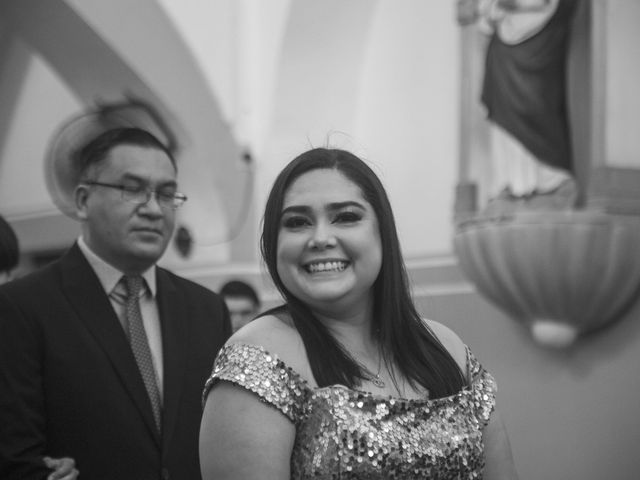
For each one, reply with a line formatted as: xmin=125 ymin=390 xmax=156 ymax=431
xmin=83 ymin=181 xmax=188 ymax=209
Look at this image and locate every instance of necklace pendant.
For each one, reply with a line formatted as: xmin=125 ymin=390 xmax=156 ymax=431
xmin=371 ymin=375 xmax=385 ymax=388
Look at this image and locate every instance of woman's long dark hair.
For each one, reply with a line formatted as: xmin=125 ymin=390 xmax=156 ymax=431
xmin=260 ymin=148 xmax=465 ymax=398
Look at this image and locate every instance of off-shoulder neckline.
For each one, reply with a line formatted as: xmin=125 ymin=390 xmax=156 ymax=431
xmin=221 ymin=341 xmax=479 ymax=404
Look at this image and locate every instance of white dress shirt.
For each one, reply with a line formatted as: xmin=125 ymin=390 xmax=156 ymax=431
xmin=77 ymin=237 xmax=164 ymax=397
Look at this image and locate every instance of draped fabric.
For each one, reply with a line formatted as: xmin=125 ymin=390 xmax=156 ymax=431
xmin=481 ymin=0 xmax=577 ymax=172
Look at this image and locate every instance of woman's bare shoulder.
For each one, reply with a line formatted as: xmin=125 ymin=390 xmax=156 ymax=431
xmin=228 ymin=314 xmax=315 ymax=385
xmin=424 ymin=319 xmax=467 ymax=373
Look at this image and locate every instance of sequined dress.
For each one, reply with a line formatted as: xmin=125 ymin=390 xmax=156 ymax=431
xmin=203 ymin=342 xmax=496 ymax=479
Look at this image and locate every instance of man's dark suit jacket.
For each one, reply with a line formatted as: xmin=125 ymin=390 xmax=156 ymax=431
xmin=0 ymin=244 xmax=231 ymax=480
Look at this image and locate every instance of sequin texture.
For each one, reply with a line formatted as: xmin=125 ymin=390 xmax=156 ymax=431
xmin=203 ymin=343 xmax=496 ymax=479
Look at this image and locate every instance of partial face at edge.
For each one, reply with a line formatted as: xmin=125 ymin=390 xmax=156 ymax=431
xmin=225 ymin=295 xmax=260 ymax=333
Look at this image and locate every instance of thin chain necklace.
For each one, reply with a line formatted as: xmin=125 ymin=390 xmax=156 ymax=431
xmin=363 ymin=354 xmax=385 ymax=389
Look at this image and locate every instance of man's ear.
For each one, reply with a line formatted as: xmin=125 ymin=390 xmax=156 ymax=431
xmin=74 ymin=184 xmax=90 ymax=220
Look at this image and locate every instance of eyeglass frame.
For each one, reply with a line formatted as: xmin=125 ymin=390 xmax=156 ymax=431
xmin=82 ymin=180 xmax=188 ymax=209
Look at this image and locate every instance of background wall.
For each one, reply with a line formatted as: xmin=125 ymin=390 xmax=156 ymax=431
xmin=419 ymin=288 xmax=640 ymax=480
xmin=161 ymin=0 xmax=460 ymax=259
xmin=605 ymin=0 xmax=640 ymax=168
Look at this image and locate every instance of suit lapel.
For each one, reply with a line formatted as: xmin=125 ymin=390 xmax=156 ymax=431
xmin=156 ymin=269 xmax=188 ymax=451
xmin=61 ymin=245 xmax=161 ymax=446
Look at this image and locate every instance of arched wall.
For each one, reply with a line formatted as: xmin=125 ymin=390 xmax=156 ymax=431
xmin=0 ymin=0 xmax=252 ymax=265
xmin=261 ymin=0 xmax=460 ymax=258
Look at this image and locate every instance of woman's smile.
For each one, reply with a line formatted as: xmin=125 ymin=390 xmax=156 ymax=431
xmin=303 ymin=260 xmax=350 ymax=273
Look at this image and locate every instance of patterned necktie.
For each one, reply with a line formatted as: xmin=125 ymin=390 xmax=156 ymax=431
xmin=124 ymin=275 xmax=162 ymax=433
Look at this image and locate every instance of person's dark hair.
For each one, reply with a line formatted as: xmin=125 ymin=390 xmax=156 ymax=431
xmin=220 ymin=280 xmax=260 ymax=306
xmin=260 ymin=148 xmax=465 ymax=398
xmin=0 ymin=215 xmax=19 ymax=273
xmin=76 ymin=127 xmax=176 ymax=179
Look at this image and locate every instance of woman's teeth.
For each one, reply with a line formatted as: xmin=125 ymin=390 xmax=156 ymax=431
xmin=306 ymin=261 xmax=347 ymax=273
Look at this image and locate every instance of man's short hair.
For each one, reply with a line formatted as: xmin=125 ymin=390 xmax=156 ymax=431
xmin=77 ymin=127 xmax=177 ymax=180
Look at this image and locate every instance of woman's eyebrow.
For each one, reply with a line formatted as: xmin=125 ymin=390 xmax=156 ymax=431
xmin=280 ymin=205 xmax=312 ymax=216
xmin=326 ymin=201 xmax=366 ymax=210
xmin=281 ymin=201 xmax=365 ymax=216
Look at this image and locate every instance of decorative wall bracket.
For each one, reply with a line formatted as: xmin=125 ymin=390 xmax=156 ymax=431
xmin=454 ymin=210 xmax=640 ymax=347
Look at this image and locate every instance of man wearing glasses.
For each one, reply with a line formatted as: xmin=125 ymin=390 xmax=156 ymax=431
xmin=0 ymin=105 xmax=231 ymax=480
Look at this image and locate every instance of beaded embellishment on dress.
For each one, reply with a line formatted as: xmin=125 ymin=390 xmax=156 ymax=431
xmin=203 ymin=343 xmax=496 ymax=479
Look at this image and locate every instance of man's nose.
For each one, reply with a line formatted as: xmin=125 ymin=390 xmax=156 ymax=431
xmin=138 ymin=191 xmax=165 ymax=215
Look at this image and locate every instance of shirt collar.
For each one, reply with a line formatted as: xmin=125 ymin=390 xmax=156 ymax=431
xmin=77 ymin=236 xmax=157 ymax=298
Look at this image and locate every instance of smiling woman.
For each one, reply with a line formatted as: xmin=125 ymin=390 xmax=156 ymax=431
xmin=275 ymin=168 xmax=382 ymax=317
xmin=199 ymin=147 xmax=519 ymax=479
